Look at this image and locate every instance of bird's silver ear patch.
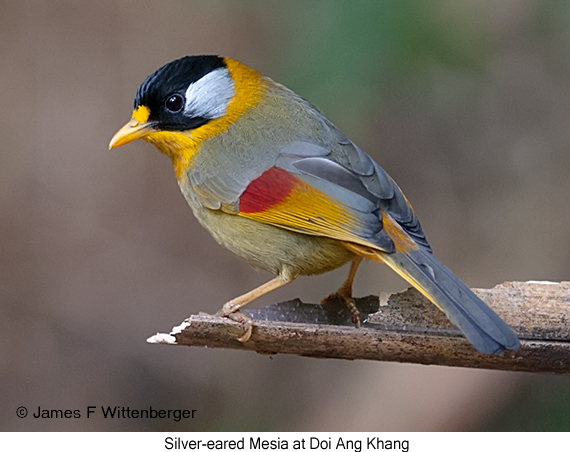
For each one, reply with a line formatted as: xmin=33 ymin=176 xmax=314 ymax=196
xmin=184 ymin=68 xmax=235 ymax=119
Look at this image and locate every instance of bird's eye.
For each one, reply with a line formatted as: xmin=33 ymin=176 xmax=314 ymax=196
xmin=165 ymin=94 xmax=184 ymax=112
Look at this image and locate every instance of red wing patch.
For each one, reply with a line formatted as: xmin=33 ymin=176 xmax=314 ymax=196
xmin=239 ymin=167 xmax=298 ymax=214
xmin=236 ymin=166 xmax=393 ymax=252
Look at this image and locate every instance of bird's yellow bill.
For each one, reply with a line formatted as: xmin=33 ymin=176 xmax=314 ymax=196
xmin=109 ymin=106 xmax=154 ymax=149
xmin=109 ymin=118 xmax=156 ymax=149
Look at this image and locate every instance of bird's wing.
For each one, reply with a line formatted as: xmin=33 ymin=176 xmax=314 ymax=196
xmin=235 ymin=135 xmax=433 ymax=254
xmin=189 ymin=125 xmax=430 ymax=254
xmin=275 ymin=130 xmax=431 ymax=252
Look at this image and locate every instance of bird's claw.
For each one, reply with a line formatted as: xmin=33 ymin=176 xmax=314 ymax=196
xmin=227 ymin=311 xmax=254 ymax=342
xmin=322 ymin=292 xmax=362 ymax=327
xmin=213 ymin=307 xmax=254 ymax=342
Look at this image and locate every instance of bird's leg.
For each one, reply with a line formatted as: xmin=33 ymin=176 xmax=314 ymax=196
xmin=216 ymin=272 xmax=296 ymax=342
xmin=336 ymin=256 xmax=363 ymax=299
xmin=322 ymin=256 xmax=363 ymax=327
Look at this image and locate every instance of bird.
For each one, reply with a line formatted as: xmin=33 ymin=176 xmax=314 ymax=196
xmin=109 ymin=55 xmax=520 ymax=354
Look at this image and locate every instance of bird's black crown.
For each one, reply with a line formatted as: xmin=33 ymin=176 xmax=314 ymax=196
xmin=135 ymin=55 xmax=225 ymax=109
xmin=133 ymin=55 xmax=226 ymax=131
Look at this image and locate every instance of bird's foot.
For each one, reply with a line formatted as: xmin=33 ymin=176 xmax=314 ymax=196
xmin=321 ymin=292 xmax=362 ymax=328
xmin=214 ymin=305 xmax=254 ymax=342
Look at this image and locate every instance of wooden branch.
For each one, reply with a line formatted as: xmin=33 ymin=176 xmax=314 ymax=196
xmin=147 ymin=281 xmax=570 ymax=374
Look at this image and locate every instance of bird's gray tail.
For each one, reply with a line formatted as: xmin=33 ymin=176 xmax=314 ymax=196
xmin=347 ymin=243 xmax=520 ymax=354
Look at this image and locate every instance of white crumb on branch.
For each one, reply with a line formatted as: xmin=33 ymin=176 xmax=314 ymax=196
xmin=146 ymin=333 xmax=177 ymax=345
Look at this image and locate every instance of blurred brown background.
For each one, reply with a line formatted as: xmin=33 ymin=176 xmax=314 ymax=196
xmin=2 ymin=0 xmax=570 ymax=431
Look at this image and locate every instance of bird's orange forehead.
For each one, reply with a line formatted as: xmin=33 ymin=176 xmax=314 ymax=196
xmin=132 ymin=105 xmax=150 ymax=124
